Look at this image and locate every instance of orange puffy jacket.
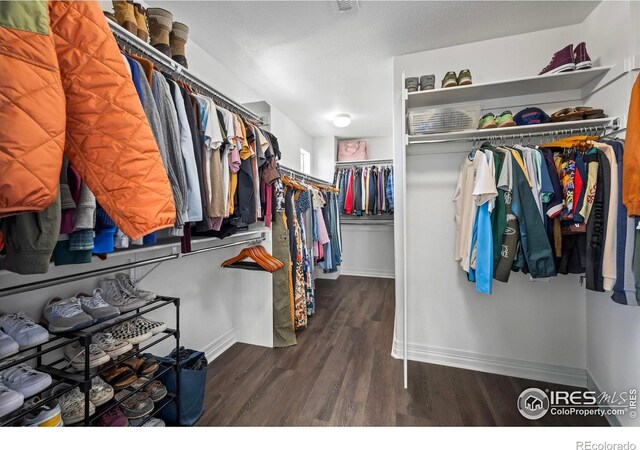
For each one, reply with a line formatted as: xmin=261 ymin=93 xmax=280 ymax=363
xmin=0 ymin=1 xmax=175 ymax=239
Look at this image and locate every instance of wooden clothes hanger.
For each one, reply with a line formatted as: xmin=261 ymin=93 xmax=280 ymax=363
xmin=221 ymin=245 xmax=283 ymax=273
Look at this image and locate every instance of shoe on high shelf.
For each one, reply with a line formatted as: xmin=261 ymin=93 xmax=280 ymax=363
xmin=0 ymin=329 xmax=19 ymax=359
xmin=21 ymin=397 xmax=63 ymax=427
xmin=99 ymin=279 xmax=146 ymax=313
xmin=457 ymin=69 xmax=472 ymax=86
xmin=76 ymin=289 xmax=120 ymax=324
xmin=0 ymin=381 xmax=24 ymax=419
xmin=0 ymin=312 xmax=49 ymax=349
xmin=64 ymin=342 xmax=111 ymax=370
xmin=442 ymin=71 xmax=458 ymax=88
xmin=52 ymin=385 xmax=95 ymax=425
xmin=93 ymin=332 xmax=133 ymax=359
xmin=115 ymin=273 xmax=157 ymax=303
xmin=574 ymin=42 xmax=592 ymax=70
xmin=419 ymin=74 xmax=435 ymax=91
xmin=90 ymin=376 xmax=115 ymax=407
xmin=478 ymin=113 xmax=497 ymax=129
xmin=0 ymin=363 xmax=52 ymax=398
xmin=539 ymin=44 xmax=576 ymax=75
xmin=495 ymin=110 xmax=517 ymax=128
xmin=42 ymin=297 xmax=95 ymax=333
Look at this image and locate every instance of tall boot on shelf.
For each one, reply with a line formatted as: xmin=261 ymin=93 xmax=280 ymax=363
xmin=170 ymin=22 xmax=189 ymax=68
xmin=112 ymin=1 xmax=137 ymax=35
xmin=133 ymin=3 xmax=149 ymax=43
xmin=147 ymin=7 xmax=173 ymax=58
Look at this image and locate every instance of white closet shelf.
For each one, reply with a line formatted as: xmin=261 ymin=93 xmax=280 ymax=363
xmin=407 ymin=116 xmax=617 ymax=145
xmin=406 ymin=66 xmax=612 ymax=109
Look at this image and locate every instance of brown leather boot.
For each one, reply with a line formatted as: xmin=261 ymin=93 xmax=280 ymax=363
xmin=133 ymin=3 xmax=148 ymax=42
xmin=170 ymin=22 xmax=189 ymax=68
xmin=112 ymin=1 xmax=137 ymax=35
xmin=103 ymin=11 xmax=116 ymax=22
xmin=147 ymin=7 xmax=173 ymax=57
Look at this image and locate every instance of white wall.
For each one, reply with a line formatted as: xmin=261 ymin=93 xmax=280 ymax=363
xmin=393 ymin=21 xmax=595 ymax=387
xmin=340 ymin=224 xmax=394 ymax=279
xmin=270 ymin=105 xmax=314 ymax=172
xmin=312 ymin=135 xmax=337 ymax=181
xmin=337 ymin=136 xmax=393 ymax=161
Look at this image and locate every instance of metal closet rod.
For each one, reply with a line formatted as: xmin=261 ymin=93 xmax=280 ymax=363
xmin=279 ymin=165 xmax=333 ymax=186
xmin=0 ymin=234 xmax=266 ymax=298
xmin=335 ymin=158 xmax=394 ymax=166
xmin=341 ymin=219 xmax=394 ymax=225
xmin=409 ymin=123 xmax=620 ymax=145
xmin=107 ymin=19 xmax=263 ymax=125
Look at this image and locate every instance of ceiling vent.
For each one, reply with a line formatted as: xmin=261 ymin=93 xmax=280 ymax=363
xmin=336 ymin=0 xmax=359 ymax=14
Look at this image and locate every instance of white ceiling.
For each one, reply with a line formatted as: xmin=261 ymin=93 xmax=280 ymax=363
xmin=159 ymin=1 xmax=599 ymax=138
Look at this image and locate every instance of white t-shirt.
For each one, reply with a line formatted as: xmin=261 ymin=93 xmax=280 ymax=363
xmin=454 ymin=152 xmax=498 ymax=273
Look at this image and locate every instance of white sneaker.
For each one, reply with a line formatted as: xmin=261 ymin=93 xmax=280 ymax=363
xmin=99 ymin=279 xmax=146 ymax=313
xmin=90 ymin=376 xmax=114 ymax=407
xmin=22 ymin=397 xmax=63 ymax=427
xmin=0 ymin=330 xmax=19 ymax=359
xmin=0 ymin=312 xmax=49 ymax=349
xmin=110 ymin=321 xmax=153 ymax=345
xmin=0 ymin=381 xmax=24 ymax=419
xmin=76 ymin=289 xmax=120 ymax=323
xmin=0 ymin=363 xmax=52 ymax=398
xmin=115 ymin=273 xmax=157 ymax=303
xmin=64 ymin=342 xmax=111 ymax=370
xmin=53 ymin=385 xmax=95 ymax=425
xmin=93 ymin=332 xmax=133 ymax=359
xmin=129 ymin=317 xmax=167 ymax=336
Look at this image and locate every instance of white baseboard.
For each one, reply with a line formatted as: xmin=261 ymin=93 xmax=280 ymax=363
xmin=392 ymin=339 xmax=587 ymax=388
xmin=314 ymin=267 xmax=341 ymax=280
xmin=340 ymin=267 xmax=395 ymax=279
xmin=201 ymin=329 xmax=237 ymax=362
xmin=587 ymin=371 xmax=623 ymax=427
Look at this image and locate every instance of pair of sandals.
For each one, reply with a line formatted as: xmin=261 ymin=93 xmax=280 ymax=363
xmin=550 ymin=107 xmax=605 ymax=122
xmin=103 ymin=355 xmax=159 ymax=390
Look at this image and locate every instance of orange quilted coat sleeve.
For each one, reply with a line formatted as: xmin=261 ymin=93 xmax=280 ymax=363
xmin=0 ymin=3 xmax=65 ymax=216
xmin=624 ymin=73 xmax=640 ymax=216
xmin=50 ymin=1 xmax=176 ymax=239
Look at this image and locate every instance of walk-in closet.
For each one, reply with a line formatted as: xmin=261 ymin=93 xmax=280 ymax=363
xmin=1 ymin=1 xmax=638 ymax=445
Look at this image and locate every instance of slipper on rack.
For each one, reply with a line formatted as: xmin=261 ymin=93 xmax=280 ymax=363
xmin=103 ymin=366 xmax=138 ymax=390
xmin=575 ymin=107 xmax=605 ymax=119
xmin=121 ymin=355 xmax=159 ymax=377
xmin=550 ymin=107 xmax=584 ymax=122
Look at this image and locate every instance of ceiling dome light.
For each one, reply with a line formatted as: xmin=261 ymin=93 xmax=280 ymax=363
xmin=333 ymin=114 xmax=351 ymax=127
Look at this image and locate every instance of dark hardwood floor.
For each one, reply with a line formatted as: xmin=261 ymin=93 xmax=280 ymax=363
xmin=198 ymin=276 xmax=608 ymax=426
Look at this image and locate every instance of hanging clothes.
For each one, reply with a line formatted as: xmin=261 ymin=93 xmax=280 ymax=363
xmin=454 ymin=137 xmax=638 ymax=304
xmin=335 ymin=164 xmax=394 ymax=216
